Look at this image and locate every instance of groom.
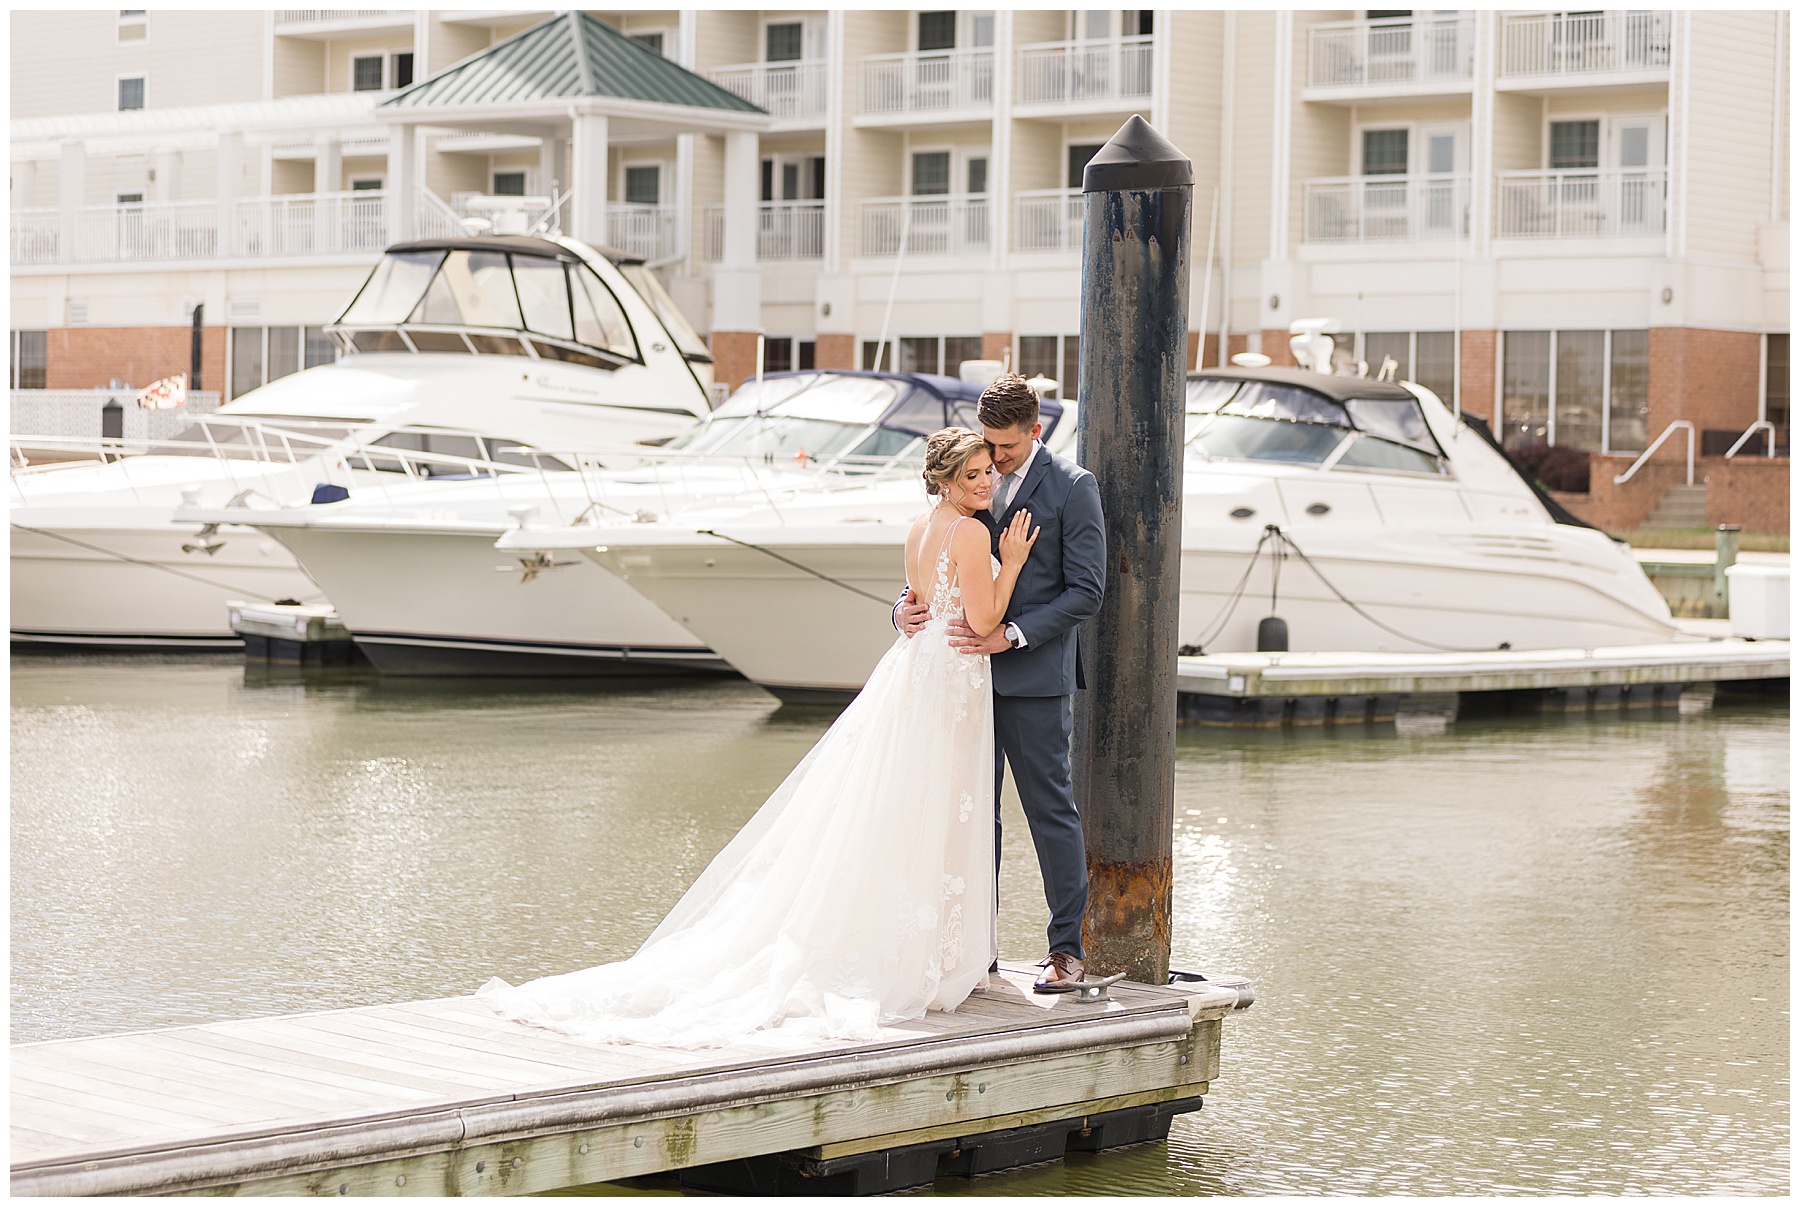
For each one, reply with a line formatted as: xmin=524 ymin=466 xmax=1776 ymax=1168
xmin=896 ymin=373 xmax=1107 ymax=991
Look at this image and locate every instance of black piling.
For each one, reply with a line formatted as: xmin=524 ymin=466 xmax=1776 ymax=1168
xmin=1071 ymin=116 xmax=1193 ymax=985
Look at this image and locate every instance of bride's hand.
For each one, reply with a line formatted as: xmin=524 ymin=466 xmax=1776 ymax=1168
xmin=998 ymin=510 xmax=1039 ymax=570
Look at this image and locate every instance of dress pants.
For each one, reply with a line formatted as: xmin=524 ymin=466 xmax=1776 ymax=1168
xmin=992 ymin=692 xmax=1087 ymax=959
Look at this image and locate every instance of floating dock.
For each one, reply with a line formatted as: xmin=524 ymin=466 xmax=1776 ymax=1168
xmin=229 ymin=601 xmax=368 ymax=667
xmin=11 ymin=965 xmax=1249 ymax=1197
xmin=1176 ymin=638 xmax=1788 ymax=726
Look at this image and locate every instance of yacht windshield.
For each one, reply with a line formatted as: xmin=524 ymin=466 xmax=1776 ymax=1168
xmin=1219 ymin=383 xmax=1350 ymax=427
xmin=334 ymin=248 xmax=639 ymax=366
xmin=1188 ymin=414 xmax=1348 ymax=465
xmin=667 ymin=373 xmax=923 ymax=466
xmin=673 ymin=415 xmax=868 ymax=461
xmin=618 ymin=262 xmax=710 ymax=361
xmin=1186 ymin=378 xmax=1241 ymax=414
xmin=1343 ymin=396 xmax=1442 ymax=454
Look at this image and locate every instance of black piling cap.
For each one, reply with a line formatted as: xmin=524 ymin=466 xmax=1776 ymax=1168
xmin=1082 ymin=114 xmax=1194 ymax=193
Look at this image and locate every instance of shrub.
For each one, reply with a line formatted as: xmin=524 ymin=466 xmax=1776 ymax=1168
xmin=1508 ymin=442 xmax=1591 ymax=493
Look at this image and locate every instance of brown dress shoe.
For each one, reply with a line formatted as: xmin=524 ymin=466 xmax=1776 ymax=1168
xmin=1032 ymin=951 xmax=1085 ymax=992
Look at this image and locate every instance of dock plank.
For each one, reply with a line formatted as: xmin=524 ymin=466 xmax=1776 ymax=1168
xmin=271 ymin=1013 xmax=620 ymax=1086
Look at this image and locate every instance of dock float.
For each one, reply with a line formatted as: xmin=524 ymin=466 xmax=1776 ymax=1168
xmin=11 ymin=965 xmax=1250 ymax=1197
xmin=1176 ymin=638 xmax=1789 ymax=726
xmin=229 ymin=600 xmax=368 ymax=667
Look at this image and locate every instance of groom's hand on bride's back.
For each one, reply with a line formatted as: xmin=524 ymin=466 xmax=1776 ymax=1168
xmin=896 ymin=588 xmax=932 ymax=638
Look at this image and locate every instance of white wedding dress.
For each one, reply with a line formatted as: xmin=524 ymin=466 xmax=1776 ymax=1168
xmin=477 ymin=512 xmax=997 ymax=1048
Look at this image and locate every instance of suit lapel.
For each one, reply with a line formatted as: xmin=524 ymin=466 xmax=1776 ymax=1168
xmin=999 ymin=445 xmax=1053 ymax=527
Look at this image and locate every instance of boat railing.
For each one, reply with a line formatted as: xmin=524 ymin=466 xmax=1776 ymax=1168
xmin=1613 ymin=419 xmax=1694 ymax=485
xmin=1723 ymin=419 xmax=1778 ymax=459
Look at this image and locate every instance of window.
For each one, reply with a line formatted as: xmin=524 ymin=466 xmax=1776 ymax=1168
xmin=1502 ymin=329 xmax=1648 ymax=454
xmin=1018 ymin=334 xmax=1078 ymax=397
xmin=1066 ymin=144 xmax=1104 ymax=189
xmin=860 ymin=335 xmax=980 ymax=376
xmin=351 ymin=177 xmax=383 ymax=191
xmin=1549 ymin=120 xmax=1600 ymax=170
xmin=303 ymin=326 xmax=336 ymax=369
xmin=390 ymin=52 xmax=413 ymax=88
xmin=230 ymin=329 xmax=266 ymax=399
xmin=1766 ymin=333 xmax=1790 ymax=431
xmin=628 ymin=31 xmax=664 ymax=56
xmin=352 ymin=55 xmax=384 ymax=92
xmin=911 ymin=152 xmax=950 ymax=196
xmin=966 ymin=157 xmax=988 ymax=195
xmin=1126 ymin=10 xmax=1154 ymax=35
xmin=12 ymin=330 xmax=47 ymax=389
xmin=624 ymin=165 xmax=660 ymax=206
xmin=1413 ymin=331 xmax=1456 ymax=405
xmin=230 ymin=327 xmax=328 ymax=398
xmin=118 ymin=9 xmax=146 ymax=41
xmin=492 ymin=172 xmax=526 ymax=197
xmin=117 ymin=76 xmax=144 ymax=110
xmin=1362 ymin=129 xmax=1409 ymax=175
xmin=765 ymin=21 xmax=803 ymax=62
xmin=918 ymin=11 xmax=957 ymax=51
xmin=762 ymin=337 xmax=794 ymax=374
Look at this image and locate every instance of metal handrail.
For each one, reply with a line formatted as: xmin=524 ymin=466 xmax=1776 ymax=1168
xmin=1724 ymin=419 xmax=1778 ymax=459
xmin=1613 ymin=419 xmax=1694 ymax=485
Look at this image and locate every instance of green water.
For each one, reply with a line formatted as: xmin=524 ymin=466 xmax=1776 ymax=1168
xmin=11 ymin=656 xmax=1788 ymax=1195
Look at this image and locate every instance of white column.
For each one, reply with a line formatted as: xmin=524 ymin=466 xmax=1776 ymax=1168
xmin=57 ymin=139 xmax=84 ymax=263
xmin=386 ymin=123 xmax=415 ymax=241
xmin=570 ymin=112 xmax=609 ymax=247
xmin=216 ymin=131 xmax=244 ymax=257
xmin=823 ymin=8 xmax=846 ymax=273
xmin=1469 ymin=10 xmax=1495 ymax=260
xmin=536 ymin=133 xmax=558 ymax=202
xmin=713 ymin=128 xmax=762 ymax=331
xmin=152 ymin=148 xmax=179 ymax=204
xmin=314 ymin=136 xmax=341 ymax=195
xmin=989 ymin=9 xmax=1013 ymax=271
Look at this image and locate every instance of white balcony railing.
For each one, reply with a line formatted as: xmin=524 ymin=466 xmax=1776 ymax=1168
xmin=704 ymin=202 xmax=827 ymax=262
xmin=860 ymin=48 xmax=994 ymax=117
xmin=605 ymin=204 xmax=678 ymax=262
xmin=1307 ymin=16 xmax=1475 ymax=90
xmin=1016 ymin=37 xmax=1153 ymax=107
xmin=1303 ymin=175 xmax=1471 ymax=243
xmin=71 ymin=199 xmax=222 ymax=263
xmin=1500 ymin=11 xmax=1672 ymax=79
xmin=857 ymin=195 xmax=990 ymax=258
xmin=236 ymin=192 xmax=390 ymax=256
xmin=1496 ymin=169 xmax=1668 ymax=238
xmin=1013 ymin=188 xmax=1083 ymax=253
xmin=11 ymin=209 xmax=60 ymax=265
xmin=708 ymin=60 xmax=829 ymax=121
xmin=275 ymin=10 xmax=409 ymax=24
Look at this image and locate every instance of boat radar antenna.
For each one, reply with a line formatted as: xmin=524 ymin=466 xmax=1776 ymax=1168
xmin=1287 ymin=318 xmax=1340 ymax=375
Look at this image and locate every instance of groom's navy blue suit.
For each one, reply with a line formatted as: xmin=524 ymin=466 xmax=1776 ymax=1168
xmin=976 ymin=445 xmax=1107 ymax=958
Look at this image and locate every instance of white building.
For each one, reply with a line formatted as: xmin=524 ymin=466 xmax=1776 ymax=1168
xmin=9 ymin=9 xmax=1789 ymax=522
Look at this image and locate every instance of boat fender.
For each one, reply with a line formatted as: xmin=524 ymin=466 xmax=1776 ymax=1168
xmin=1257 ymin=615 xmax=1288 ymax=652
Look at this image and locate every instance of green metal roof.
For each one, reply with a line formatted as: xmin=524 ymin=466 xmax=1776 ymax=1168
xmin=381 ymin=11 xmax=764 ymax=114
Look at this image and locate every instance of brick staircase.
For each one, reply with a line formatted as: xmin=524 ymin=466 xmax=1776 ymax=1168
xmin=1642 ymin=483 xmax=1708 ymax=529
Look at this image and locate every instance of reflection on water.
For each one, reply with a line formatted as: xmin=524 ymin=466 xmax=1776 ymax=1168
xmin=11 ymin=656 xmax=1788 ymax=1195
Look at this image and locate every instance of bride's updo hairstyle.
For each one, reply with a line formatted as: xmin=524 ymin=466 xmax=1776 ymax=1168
xmin=922 ymin=427 xmax=991 ymax=497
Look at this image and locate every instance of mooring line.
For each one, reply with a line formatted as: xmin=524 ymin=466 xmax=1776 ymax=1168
xmin=14 ymin=525 xmax=322 ymax=605
xmin=695 ymin=529 xmax=893 ymax=605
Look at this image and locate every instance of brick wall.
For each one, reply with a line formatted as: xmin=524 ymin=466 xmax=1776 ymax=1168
xmin=1184 ymin=332 xmax=1221 ymax=371
xmin=980 ymin=331 xmax=1011 ymax=365
xmin=708 ymin=330 xmax=760 ymax=394
xmin=1459 ymin=329 xmax=1495 ymax=421
xmin=1648 ymin=327 xmax=1761 ymax=440
xmin=814 ymin=333 xmax=856 ymax=371
xmin=1258 ymin=328 xmax=1296 ymax=367
xmin=1555 ymin=453 xmax=1788 ymax=534
xmin=1706 ymin=457 xmax=1789 ymax=532
xmin=44 ymin=326 xmax=227 ymax=394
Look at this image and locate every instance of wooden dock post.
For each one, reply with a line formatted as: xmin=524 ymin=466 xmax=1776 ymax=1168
xmin=1073 ymin=116 xmax=1194 ymax=985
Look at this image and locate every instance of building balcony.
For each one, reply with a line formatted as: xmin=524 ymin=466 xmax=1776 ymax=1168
xmin=1498 ymin=11 xmax=1671 ymax=88
xmin=273 ymin=10 xmax=415 ymax=38
xmin=1496 ymin=169 xmax=1667 ymax=239
xmin=857 ymin=49 xmax=994 ymax=125
xmin=11 ymin=192 xmax=392 ymax=267
xmin=1014 ymin=37 xmax=1153 ymax=114
xmin=856 ymin=195 xmax=990 ymax=259
xmin=1303 ymin=175 xmax=1471 ymax=244
xmin=704 ymin=202 xmax=826 ymax=263
xmin=707 ymin=61 xmax=829 ymax=125
xmin=1013 ymin=188 xmax=1082 ymax=253
xmin=604 ymin=204 xmax=679 ymax=263
xmin=1304 ymin=16 xmax=1474 ymax=103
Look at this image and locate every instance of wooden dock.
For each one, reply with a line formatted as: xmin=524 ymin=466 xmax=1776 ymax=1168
xmin=11 ymin=965 xmax=1249 ymax=1197
xmin=1176 ymin=638 xmax=1790 ymax=725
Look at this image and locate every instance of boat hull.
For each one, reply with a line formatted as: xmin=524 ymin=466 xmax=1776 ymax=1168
xmin=267 ymin=526 xmax=730 ymax=677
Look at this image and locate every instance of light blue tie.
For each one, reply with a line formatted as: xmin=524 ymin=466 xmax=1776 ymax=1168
xmin=992 ymin=472 xmax=1013 ymax=519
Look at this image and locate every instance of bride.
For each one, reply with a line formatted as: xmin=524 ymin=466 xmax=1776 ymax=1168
xmin=478 ymin=428 xmax=1040 ymax=1048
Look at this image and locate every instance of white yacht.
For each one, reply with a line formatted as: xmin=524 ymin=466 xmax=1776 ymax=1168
xmin=496 ymin=361 xmax=1676 ymax=702
xmin=10 ymin=234 xmax=714 ymax=648
xmin=175 ymin=370 xmax=1023 ymax=675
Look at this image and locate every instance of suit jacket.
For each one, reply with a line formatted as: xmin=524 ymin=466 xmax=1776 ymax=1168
xmin=978 ymin=445 xmax=1106 ymax=698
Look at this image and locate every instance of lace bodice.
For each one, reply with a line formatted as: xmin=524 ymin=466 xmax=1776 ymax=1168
xmin=923 ymin=515 xmax=998 ymax=624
